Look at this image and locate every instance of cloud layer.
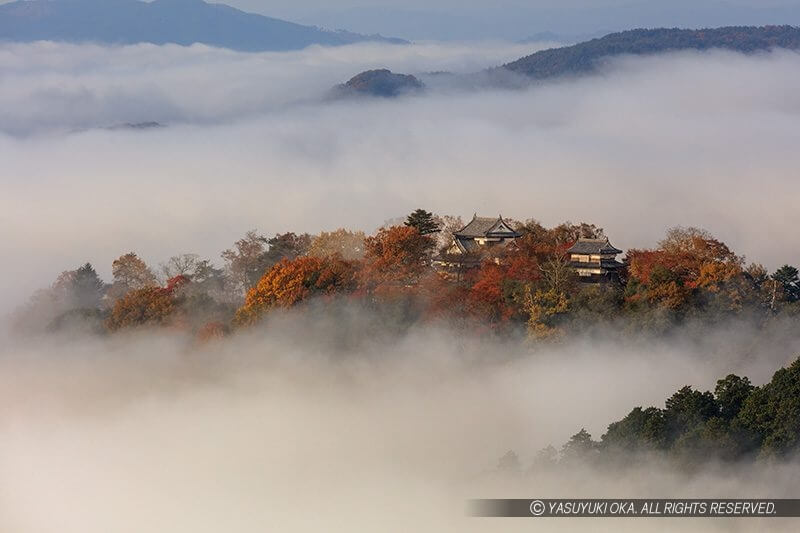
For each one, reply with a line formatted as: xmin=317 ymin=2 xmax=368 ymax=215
xmin=2 ymin=313 xmax=800 ymax=532
xmin=0 ymin=40 xmax=542 ymax=135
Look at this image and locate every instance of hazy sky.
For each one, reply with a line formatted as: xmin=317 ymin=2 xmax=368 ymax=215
xmin=220 ymin=0 xmax=800 ymax=13
xmin=3 ymin=1 xmax=799 ymax=14
xmin=4 ymin=0 xmax=800 ymax=39
xmin=285 ymin=0 xmax=800 ymax=40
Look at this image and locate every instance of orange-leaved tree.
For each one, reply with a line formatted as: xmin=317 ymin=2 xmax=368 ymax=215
xmin=626 ymin=227 xmax=744 ymax=310
xmin=105 ymin=276 xmax=189 ymax=331
xmin=234 ymin=256 xmax=358 ymax=326
xmin=360 ymin=225 xmax=434 ymax=296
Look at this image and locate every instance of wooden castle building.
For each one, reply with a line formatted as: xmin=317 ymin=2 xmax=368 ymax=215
xmin=567 ymin=238 xmax=624 ymax=282
xmin=448 ymin=214 xmax=521 ymax=254
xmin=436 ymin=215 xmax=521 ymax=270
xmin=435 ymin=215 xmax=624 ymax=284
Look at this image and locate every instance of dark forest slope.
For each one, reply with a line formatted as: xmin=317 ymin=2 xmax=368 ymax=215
xmin=503 ymin=26 xmax=800 ymax=79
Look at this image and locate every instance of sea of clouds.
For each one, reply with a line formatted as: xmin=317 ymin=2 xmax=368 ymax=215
xmin=2 ymin=39 xmax=800 ymax=532
xmin=2 ymin=310 xmax=800 ymax=533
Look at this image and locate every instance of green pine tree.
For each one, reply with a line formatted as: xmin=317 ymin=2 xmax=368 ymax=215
xmin=404 ymin=208 xmax=440 ymax=235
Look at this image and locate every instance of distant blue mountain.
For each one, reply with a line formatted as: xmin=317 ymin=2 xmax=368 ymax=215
xmin=0 ymin=0 xmax=407 ymax=51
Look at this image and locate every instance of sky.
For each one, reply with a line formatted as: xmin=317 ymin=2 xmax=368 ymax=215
xmin=4 ymin=0 xmax=800 ymax=40
xmin=204 ymin=0 xmax=800 ymax=40
xmin=215 ymin=0 xmax=800 ymax=13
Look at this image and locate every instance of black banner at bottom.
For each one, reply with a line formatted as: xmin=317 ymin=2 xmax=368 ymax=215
xmin=469 ymin=499 xmax=800 ymax=518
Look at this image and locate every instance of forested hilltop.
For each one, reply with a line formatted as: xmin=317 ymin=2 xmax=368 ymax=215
xmin=10 ymin=209 xmax=800 ymax=342
xmin=13 ymin=211 xmax=800 ymax=466
xmin=503 ymin=26 xmax=800 ymax=79
xmin=500 ymin=356 xmax=800 ymax=473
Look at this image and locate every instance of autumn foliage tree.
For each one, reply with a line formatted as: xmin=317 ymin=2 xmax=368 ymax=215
xmin=222 ymin=231 xmax=313 ymax=296
xmin=361 ymin=226 xmax=434 ymax=295
xmin=463 ymin=220 xmax=586 ymax=332
xmin=517 ymin=220 xmax=604 ymax=254
xmin=106 ymin=275 xmax=189 ymax=331
xmin=307 ymin=229 xmax=366 ymax=260
xmin=234 ymin=256 xmax=359 ymax=326
xmin=625 ymin=227 xmax=751 ymax=315
xmin=109 ymin=252 xmax=157 ymax=302
xmin=106 ymin=286 xmax=175 ymax=331
xmin=467 ymin=262 xmax=512 ymax=323
xmin=221 ymin=230 xmax=271 ymax=293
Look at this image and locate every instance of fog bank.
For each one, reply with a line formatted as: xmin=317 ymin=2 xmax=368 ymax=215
xmin=2 ymin=313 xmax=800 ymax=532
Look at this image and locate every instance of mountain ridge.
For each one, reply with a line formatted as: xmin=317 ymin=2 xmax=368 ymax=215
xmin=337 ymin=25 xmax=800 ymax=99
xmin=502 ymin=25 xmax=800 ymax=79
xmin=0 ymin=0 xmax=408 ymax=51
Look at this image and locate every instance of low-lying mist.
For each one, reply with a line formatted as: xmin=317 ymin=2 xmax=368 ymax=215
xmin=1 ymin=309 xmax=800 ymax=532
xmin=0 ymin=40 xmax=541 ymax=135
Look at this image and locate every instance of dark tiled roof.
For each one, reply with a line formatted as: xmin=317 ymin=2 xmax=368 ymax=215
xmin=457 ymin=238 xmax=480 ymax=252
xmin=570 ymin=260 xmax=624 ymax=270
xmin=454 ymin=215 xmax=521 ymax=238
xmin=567 ymin=238 xmax=623 ymax=255
xmin=602 ymin=259 xmax=624 ymax=269
xmin=450 ymin=239 xmax=467 ymax=254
